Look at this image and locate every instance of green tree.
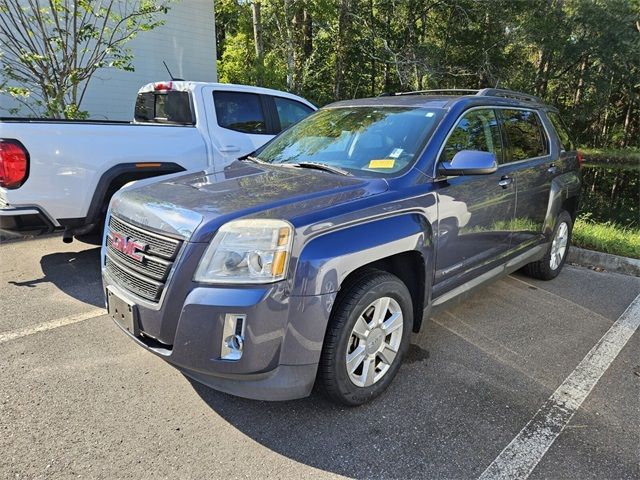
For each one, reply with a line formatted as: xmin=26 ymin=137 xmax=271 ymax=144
xmin=0 ymin=0 xmax=170 ymax=118
xmin=214 ymin=0 xmax=639 ymax=148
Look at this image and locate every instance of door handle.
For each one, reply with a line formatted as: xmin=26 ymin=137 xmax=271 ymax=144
xmin=547 ymin=163 xmax=558 ymax=174
xmin=220 ymin=145 xmax=241 ymax=153
xmin=498 ymin=176 xmax=513 ymax=188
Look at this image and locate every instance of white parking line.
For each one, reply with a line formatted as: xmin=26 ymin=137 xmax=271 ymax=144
xmin=0 ymin=308 xmax=106 ymax=344
xmin=478 ymin=293 xmax=640 ymax=480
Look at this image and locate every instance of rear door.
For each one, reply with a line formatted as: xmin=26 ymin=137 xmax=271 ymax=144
xmin=432 ymin=107 xmax=516 ymax=297
xmin=205 ymin=90 xmax=315 ymax=169
xmin=268 ymin=95 xmax=315 ymax=132
xmin=208 ymin=90 xmax=274 ymax=167
xmin=498 ymin=108 xmax=553 ymax=249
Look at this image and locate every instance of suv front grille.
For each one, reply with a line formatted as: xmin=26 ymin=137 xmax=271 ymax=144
xmin=105 ymin=215 xmax=183 ymax=302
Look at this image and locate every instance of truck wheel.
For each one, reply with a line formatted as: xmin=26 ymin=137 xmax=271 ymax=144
xmin=318 ymin=270 xmax=412 ymax=406
xmin=523 ymin=210 xmax=573 ymax=281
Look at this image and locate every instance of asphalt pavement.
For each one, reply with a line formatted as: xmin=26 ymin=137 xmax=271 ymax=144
xmin=1 ymin=235 xmax=638 ymax=479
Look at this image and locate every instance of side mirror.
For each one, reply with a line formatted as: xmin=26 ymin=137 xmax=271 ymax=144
xmin=438 ymin=150 xmax=498 ymax=176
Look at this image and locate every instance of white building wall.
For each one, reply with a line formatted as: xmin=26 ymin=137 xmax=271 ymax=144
xmin=0 ymin=0 xmax=216 ymax=120
xmin=81 ymin=0 xmax=217 ymax=120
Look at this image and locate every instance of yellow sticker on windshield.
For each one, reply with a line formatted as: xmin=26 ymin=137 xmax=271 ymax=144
xmin=368 ymin=159 xmax=395 ymax=169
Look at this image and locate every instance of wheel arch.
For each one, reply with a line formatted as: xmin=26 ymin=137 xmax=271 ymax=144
xmin=78 ymin=162 xmax=186 ymax=231
xmin=543 ymin=170 xmax=582 ymax=237
xmin=292 ymin=213 xmax=434 ymax=333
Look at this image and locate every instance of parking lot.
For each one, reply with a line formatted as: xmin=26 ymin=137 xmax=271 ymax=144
xmin=1 ymin=235 xmax=638 ymax=479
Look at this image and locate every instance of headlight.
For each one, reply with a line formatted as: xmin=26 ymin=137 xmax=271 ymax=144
xmin=194 ymin=219 xmax=293 ymax=284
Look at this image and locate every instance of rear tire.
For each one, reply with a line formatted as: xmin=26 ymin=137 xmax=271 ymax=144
xmin=523 ymin=210 xmax=572 ymax=280
xmin=318 ymin=270 xmax=412 ymax=406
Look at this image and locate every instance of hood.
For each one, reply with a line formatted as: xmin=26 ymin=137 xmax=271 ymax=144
xmin=110 ymin=161 xmax=388 ymax=242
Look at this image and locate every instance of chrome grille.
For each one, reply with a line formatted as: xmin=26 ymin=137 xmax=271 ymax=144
xmin=105 ymin=215 xmax=183 ymax=302
xmin=105 ymin=256 xmax=163 ymax=302
xmin=106 ymin=241 xmax=171 ymax=281
xmin=108 ymin=215 xmax=181 ymax=260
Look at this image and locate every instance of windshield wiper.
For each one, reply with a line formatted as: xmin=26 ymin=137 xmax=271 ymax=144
xmin=294 ymin=161 xmax=352 ymax=176
xmin=241 ymin=155 xmax=267 ymax=164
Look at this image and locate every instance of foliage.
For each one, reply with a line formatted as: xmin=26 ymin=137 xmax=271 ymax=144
xmin=216 ymin=0 xmax=640 ymax=148
xmin=573 ymin=218 xmax=640 ymax=259
xmin=0 ymin=0 xmax=170 ymax=118
xmin=580 ymin=164 xmax=639 ymax=228
xmin=582 ymin=148 xmax=640 ymax=167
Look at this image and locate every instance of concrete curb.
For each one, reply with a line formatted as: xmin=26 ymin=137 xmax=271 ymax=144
xmin=568 ymin=247 xmax=640 ymax=277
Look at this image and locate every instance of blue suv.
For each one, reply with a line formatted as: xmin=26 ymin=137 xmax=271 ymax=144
xmin=102 ymin=88 xmax=582 ymax=405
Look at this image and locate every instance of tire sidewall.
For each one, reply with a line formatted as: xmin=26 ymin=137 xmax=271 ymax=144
xmin=330 ymin=277 xmax=413 ymax=405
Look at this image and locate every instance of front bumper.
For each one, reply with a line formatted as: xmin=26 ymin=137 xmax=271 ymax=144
xmin=0 ymin=206 xmax=56 ymax=235
xmin=103 ymin=274 xmax=336 ymax=401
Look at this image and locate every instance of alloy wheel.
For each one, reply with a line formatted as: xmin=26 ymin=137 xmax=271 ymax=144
xmin=345 ymin=296 xmax=404 ymax=388
xmin=550 ymin=221 xmax=569 ymax=270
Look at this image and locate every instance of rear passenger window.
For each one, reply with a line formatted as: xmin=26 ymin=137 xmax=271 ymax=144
xmin=500 ymin=109 xmax=548 ymax=161
xmin=441 ymin=109 xmax=503 ymax=163
xmin=274 ymin=97 xmax=314 ymax=130
xmin=547 ymin=112 xmax=574 ymax=151
xmin=213 ymin=91 xmax=267 ymax=134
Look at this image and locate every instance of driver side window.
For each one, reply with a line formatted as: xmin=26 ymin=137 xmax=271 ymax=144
xmin=441 ymin=109 xmax=503 ymax=163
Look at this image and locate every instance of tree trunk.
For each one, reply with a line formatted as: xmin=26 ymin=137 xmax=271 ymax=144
xmin=622 ymin=94 xmax=633 ymax=147
xmin=369 ymin=0 xmax=375 ymax=95
xmin=573 ymin=55 xmax=588 ymax=105
xmin=303 ymin=9 xmax=312 ymax=58
xmin=334 ymin=0 xmax=349 ymax=100
xmin=252 ymin=1 xmax=264 ymax=83
xmin=292 ymin=6 xmax=307 ymax=93
xmin=283 ymin=0 xmax=295 ymax=90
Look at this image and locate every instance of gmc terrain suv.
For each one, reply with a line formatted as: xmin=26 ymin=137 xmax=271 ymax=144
xmin=102 ymin=88 xmax=582 ymax=405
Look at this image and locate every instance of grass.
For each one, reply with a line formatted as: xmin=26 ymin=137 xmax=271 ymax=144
xmin=572 ymin=218 xmax=640 ymax=259
xmin=581 ymin=147 xmax=640 ymax=167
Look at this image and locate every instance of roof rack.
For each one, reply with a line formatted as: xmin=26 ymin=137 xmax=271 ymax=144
xmin=393 ymin=89 xmax=480 ymax=96
xmin=388 ymin=87 xmax=540 ymax=103
xmin=476 ymin=88 xmax=540 ymax=103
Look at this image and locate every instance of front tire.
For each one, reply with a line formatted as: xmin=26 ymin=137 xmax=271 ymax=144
xmin=318 ymin=270 xmax=413 ymax=406
xmin=523 ymin=210 xmax=573 ymax=280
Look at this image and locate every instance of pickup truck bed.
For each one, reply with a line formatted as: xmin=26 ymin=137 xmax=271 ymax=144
xmin=0 ymin=81 xmax=316 ymax=242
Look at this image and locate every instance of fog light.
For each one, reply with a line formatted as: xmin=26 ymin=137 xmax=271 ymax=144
xmin=221 ymin=314 xmax=245 ymax=360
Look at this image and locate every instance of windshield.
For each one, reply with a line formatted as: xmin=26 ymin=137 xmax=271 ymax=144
xmin=255 ymin=106 xmax=443 ymax=176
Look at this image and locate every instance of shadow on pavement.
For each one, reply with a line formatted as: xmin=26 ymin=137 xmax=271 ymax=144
xmin=8 ymin=247 xmax=103 ymax=307
xmin=187 ymin=344 xmax=436 ymax=479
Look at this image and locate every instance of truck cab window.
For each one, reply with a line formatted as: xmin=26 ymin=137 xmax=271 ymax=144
xmin=273 ymin=97 xmax=314 ymax=130
xmin=213 ymin=91 xmax=267 ymax=134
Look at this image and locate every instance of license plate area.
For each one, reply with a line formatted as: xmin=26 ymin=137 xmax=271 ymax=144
xmin=107 ymin=287 xmax=139 ymax=336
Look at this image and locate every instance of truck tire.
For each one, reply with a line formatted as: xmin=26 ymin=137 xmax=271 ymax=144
xmin=523 ymin=210 xmax=573 ymax=280
xmin=318 ymin=270 xmax=412 ymax=406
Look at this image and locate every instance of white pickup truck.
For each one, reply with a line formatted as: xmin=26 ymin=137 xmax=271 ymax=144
xmin=0 ymin=81 xmax=316 ymax=243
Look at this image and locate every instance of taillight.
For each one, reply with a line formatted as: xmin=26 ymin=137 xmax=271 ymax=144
xmin=0 ymin=139 xmax=29 ymax=189
xmin=576 ymin=150 xmax=584 ymax=169
xmin=154 ymin=81 xmax=173 ymax=92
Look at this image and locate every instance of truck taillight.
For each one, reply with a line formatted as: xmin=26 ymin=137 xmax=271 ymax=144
xmin=154 ymin=81 xmax=173 ymax=92
xmin=0 ymin=139 xmax=29 ymax=189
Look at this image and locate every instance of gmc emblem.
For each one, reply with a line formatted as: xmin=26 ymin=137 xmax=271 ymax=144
xmin=109 ymin=232 xmax=147 ymax=262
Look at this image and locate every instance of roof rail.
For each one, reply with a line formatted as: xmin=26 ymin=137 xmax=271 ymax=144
xmin=386 ymin=87 xmax=540 ymax=103
xmin=393 ymin=89 xmax=480 ymax=96
xmin=477 ymin=88 xmax=540 ymax=103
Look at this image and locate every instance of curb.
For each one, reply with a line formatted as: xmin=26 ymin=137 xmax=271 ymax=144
xmin=568 ymin=247 xmax=640 ymax=277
